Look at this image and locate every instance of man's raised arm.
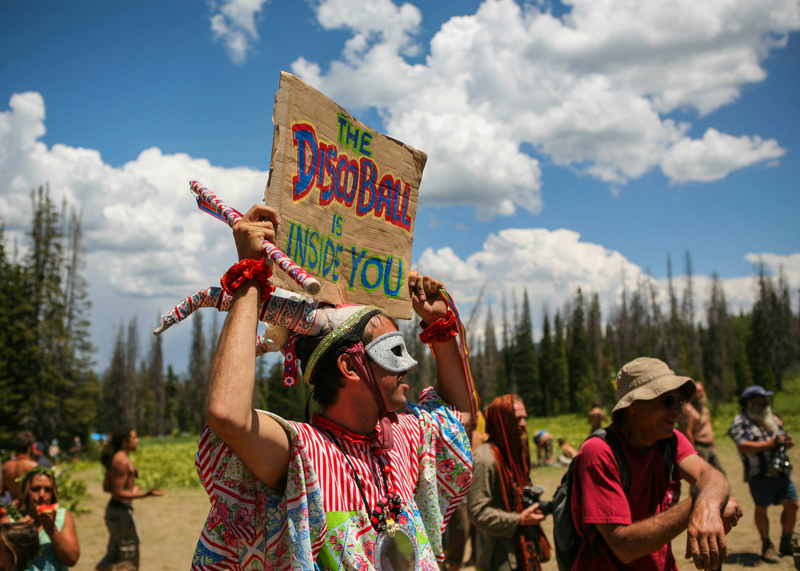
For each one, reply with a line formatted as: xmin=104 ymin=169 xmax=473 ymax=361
xmin=408 ymin=271 xmax=473 ymax=427
xmin=204 ymin=204 xmax=291 ymax=492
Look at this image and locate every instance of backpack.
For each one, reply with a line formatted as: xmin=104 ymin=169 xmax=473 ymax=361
xmin=550 ymin=428 xmax=677 ymax=571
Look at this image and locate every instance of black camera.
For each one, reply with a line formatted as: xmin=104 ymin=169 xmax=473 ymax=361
xmin=522 ymin=485 xmax=554 ymax=516
xmin=772 ymin=445 xmax=793 ymax=475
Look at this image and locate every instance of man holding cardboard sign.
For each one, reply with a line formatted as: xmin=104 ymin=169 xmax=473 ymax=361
xmin=192 ymin=74 xmax=477 ymax=571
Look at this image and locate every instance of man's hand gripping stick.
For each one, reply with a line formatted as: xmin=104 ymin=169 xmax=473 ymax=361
xmin=189 ymin=180 xmax=321 ymax=295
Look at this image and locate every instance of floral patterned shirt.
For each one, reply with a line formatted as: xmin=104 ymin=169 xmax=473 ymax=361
xmin=192 ymin=388 xmax=472 ymax=571
xmin=728 ymin=411 xmax=788 ymax=481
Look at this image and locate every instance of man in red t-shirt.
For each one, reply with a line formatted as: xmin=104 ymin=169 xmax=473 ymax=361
xmin=570 ymin=357 xmax=742 ymax=571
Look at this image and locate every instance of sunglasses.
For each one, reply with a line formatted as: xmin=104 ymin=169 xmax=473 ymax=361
xmin=30 ymin=486 xmax=54 ymax=493
xmin=658 ymin=394 xmax=686 ymax=409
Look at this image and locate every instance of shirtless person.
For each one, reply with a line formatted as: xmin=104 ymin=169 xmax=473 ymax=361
xmin=680 ymin=382 xmax=725 ymax=475
xmin=587 ymin=400 xmax=608 ymax=434
xmin=1 ymin=432 xmax=38 ymax=500
xmin=558 ymin=437 xmax=578 ymax=459
xmin=96 ymin=427 xmax=164 ymax=571
xmin=533 ymin=429 xmax=554 ymax=465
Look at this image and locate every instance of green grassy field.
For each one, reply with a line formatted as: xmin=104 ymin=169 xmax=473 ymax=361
xmin=65 ymin=377 xmax=800 ymax=570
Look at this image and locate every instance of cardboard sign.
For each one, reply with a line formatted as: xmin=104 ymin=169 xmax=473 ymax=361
xmin=264 ymin=72 xmax=426 ymax=319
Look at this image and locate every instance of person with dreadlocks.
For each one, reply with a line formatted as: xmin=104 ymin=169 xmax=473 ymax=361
xmin=192 ymin=204 xmax=477 ymax=571
xmin=0 ymin=466 xmax=81 ymax=570
xmin=467 ymin=395 xmax=550 ymax=571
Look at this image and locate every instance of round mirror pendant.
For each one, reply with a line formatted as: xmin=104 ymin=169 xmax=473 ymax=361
xmin=375 ymin=524 xmax=418 ymax=571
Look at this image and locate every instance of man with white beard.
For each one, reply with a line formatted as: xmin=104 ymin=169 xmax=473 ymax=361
xmin=729 ymin=385 xmax=798 ymax=563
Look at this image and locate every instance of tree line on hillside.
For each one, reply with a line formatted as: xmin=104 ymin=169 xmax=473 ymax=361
xmin=0 ymin=187 xmax=97 ymax=447
xmin=2 ymin=188 xmax=799 ymax=446
xmin=409 ymin=252 xmax=798 ymax=417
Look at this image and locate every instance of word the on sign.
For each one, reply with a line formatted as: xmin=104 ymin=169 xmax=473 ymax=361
xmin=292 ymin=123 xmax=413 ymax=231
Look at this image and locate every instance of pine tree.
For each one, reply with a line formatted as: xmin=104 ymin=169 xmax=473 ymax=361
xmin=187 ymin=312 xmax=209 ymax=432
xmin=587 ymin=293 xmax=604 ymax=400
xmin=499 ymin=292 xmax=512 ymax=395
xmin=681 ymin=251 xmax=704 ymax=381
xmin=538 ymin=311 xmax=554 ymax=413
xmin=602 ymin=323 xmax=618 ymax=403
xmin=101 ymin=325 xmax=128 ymax=432
xmin=568 ymin=289 xmax=595 ymax=413
xmin=616 ymin=266 xmax=633 ymax=365
xmin=163 ymin=365 xmax=182 ymax=434
xmin=148 ymin=332 xmax=166 ymax=436
xmin=703 ymin=274 xmax=734 ymax=404
xmin=665 ymin=254 xmax=681 ymax=368
xmin=60 ymin=210 xmax=99 ymax=440
xmin=732 ymin=313 xmax=753 ymax=395
xmin=514 ymin=291 xmax=540 ymax=414
xmin=0 ymin=227 xmax=39 ymax=443
xmin=481 ymin=305 xmax=500 ymax=403
xmin=23 ymin=186 xmax=70 ymax=441
xmin=629 ymin=279 xmax=652 ymax=358
xmin=123 ymin=318 xmax=139 ymax=428
xmin=773 ymin=269 xmax=796 ymax=390
xmin=749 ymin=263 xmax=777 ymax=390
xmin=552 ymin=311 xmax=570 ymax=414
xmin=265 ymin=361 xmax=309 ymax=421
xmin=137 ymin=357 xmax=153 ymax=435
xmin=12 ymin=187 xmax=98 ymax=443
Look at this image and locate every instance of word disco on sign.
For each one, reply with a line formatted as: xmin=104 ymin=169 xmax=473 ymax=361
xmin=266 ymin=72 xmax=425 ymax=319
xmin=291 ymin=122 xmax=414 ymax=232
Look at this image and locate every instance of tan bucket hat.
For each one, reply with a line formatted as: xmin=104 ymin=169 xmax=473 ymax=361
xmin=611 ymin=357 xmax=696 ymax=413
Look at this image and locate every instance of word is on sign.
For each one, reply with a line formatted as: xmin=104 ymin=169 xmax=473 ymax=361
xmin=265 ymin=72 xmax=426 ymax=319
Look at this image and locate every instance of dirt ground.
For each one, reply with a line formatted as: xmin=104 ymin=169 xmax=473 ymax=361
xmin=69 ymin=437 xmax=797 ymax=570
xmin=71 ymin=466 xmax=210 ymax=571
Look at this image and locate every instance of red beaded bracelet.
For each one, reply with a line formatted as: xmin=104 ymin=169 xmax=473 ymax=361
xmin=220 ymin=258 xmax=274 ymax=303
xmin=419 ymin=312 xmax=458 ymax=344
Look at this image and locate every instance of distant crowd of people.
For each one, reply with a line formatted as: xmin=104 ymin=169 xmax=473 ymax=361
xmin=0 ymin=428 xmax=163 ymax=571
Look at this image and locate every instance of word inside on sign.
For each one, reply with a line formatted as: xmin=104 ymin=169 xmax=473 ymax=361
xmin=292 ymin=123 xmax=414 ymax=232
xmin=337 ymin=114 xmax=373 ymax=157
xmin=286 ymin=218 xmax=405 ymax=298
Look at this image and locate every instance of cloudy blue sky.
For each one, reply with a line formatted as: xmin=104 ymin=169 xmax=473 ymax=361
xmin=1 ymin=0 xmax=798 ymax=372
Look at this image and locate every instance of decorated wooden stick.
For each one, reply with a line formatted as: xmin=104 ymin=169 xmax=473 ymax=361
xmin=153 ymin=286 xmax=320 ymax=336
xmin=189 ymin=180 xmax=322 ymax=295
xmin=153 ymin=286 xmax=231 ymax=335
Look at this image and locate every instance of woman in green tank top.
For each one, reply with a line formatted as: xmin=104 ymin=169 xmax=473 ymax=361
xmin=0 ymin=467 xmax=80 ymax=570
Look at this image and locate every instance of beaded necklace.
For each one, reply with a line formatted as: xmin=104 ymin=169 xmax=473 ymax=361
xmin=322 ymin=428 xmax=402 ymax=536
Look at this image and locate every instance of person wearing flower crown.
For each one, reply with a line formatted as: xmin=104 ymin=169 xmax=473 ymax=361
xmin=192 ymin=204 xmax=477 ymax=571
xmin=0 ymin=466 xmax=81 ymax=570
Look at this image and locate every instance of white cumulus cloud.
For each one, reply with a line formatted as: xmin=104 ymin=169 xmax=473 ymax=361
xmin=661 ymin=128 xmax=786 ymax=183
xmin=288 ymin=0 xmax=798 ymax=215
xmin=209 ymin=0 xmax=269 ymax=64
xmin=744 ymin=252 xmax=800 ymax=285
xmin=0 ymin=92 xmax=268 ymax=300
xmin=415 ymin=227 xmax=797 ymax=336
